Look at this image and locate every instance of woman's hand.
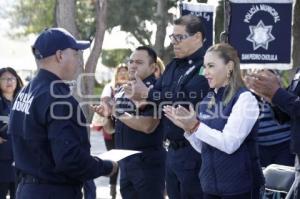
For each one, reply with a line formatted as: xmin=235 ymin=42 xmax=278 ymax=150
xmin=163 ymin=104 xmax=199 ymax=132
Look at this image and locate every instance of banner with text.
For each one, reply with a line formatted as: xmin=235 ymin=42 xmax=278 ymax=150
xmin=180 ymin=2 xmax=214 ymax=51
xmin=228 ymin=0 xmax=293 ymax=70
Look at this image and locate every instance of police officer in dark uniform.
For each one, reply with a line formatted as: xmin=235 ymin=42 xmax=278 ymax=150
xmin=0 ymin=67 xmax=24 ymax=199
xmin=124 ymin=15 xmax=209 ymax=199
xmin=8 ymin=28 xmax=118 ymax=199
xmin=93 ymin=46 xmax=166 ymax=199
xmin=246 ymin=68 xmax=300 ymax=199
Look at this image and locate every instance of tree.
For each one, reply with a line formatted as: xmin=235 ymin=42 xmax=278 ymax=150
xmin=215 ymin=0 xmax=225 ymax=43
xmin=10 ymin=0 xmax=56 ymax=37
xmin=101 ymin=48 xmax=132 ymax=67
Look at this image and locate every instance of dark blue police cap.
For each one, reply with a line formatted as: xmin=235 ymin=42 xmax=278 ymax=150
xmin=32 ymin=27 xmax=90 ymax=59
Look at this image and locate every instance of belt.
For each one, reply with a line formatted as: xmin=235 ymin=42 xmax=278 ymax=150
xmin=20 ymin=174 xmax=82 ymax=186
xmin=168 ymin=139 xmax=190 ymax=150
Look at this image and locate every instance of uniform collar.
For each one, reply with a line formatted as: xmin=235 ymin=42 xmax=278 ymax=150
xmin=37 ymin=69 xmax=62 ymax=82
xmin=174 ymin=47 xmax=205 ymax=66
xmin=36 ymin=69 xmax=71 ymax=92
xmin=142 ymin=74 xmax=156 ymax=87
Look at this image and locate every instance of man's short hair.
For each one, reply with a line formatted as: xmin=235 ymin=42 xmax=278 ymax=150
xmin=135 ymin=46 xmax=157 ymax=64
xmin=174 ymin=15 xmax=206 ymax=40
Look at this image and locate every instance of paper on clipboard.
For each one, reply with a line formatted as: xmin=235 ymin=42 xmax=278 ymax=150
xmin=96 ymin=149 xmax=141 ymax=162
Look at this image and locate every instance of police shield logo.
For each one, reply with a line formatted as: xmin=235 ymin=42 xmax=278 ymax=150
xmin=246 ymin=20 xmax=275 ymax=50
xmin=228 ymin=0 xmax=293 ymax=69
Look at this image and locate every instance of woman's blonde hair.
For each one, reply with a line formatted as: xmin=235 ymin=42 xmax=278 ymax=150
xmin=154 ymin=57 xmax=165 ymax=78
xmin=206 ymin=43 xmax=245 ymax=106
xmin=111 ymin=63 xmax=128 ymax=89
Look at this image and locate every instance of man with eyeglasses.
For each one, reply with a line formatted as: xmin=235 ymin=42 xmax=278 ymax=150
xmin=124 ymin=15 xmax=209 ymax=199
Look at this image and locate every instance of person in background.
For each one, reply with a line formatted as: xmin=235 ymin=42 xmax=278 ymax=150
xmin=163 ymin=43 xmax=265 ymax=199
xmin=0 ymin=67 xmax=23 ymax=199
xmin=245 ymin=67 xmax=300 ymax=199
xmin=257 ymin=97 xmax=295 ymax=167
xmin=92 ymin=63 xmax=128 ymax=199
xmin=154 ymin=57 xmax=165 ymax=79
xmin=243 ymin=70 xmax=295 ymax=167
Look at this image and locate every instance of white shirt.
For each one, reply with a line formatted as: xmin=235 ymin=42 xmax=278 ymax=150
xmin=185 ymin=91 xmax=259 ymax=154
xmin=101 ymin=83 xmax=113 ymax=98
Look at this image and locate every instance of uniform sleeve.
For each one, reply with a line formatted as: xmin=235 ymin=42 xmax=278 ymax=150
xmin=147 ymin=74 xmax=163 ymax=104
xmin=191 ymin=92 xmax=259 ymax=154
xmin=47 ymin=100 xmax=113 ymax=181
xmin=272 ymin=88 xmax=300 ymax=119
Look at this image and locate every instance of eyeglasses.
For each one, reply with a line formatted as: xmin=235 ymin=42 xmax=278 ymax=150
xmin=169 ymin=33 xmax=194 ymax=44
xmin=0 ymin=77 xmax=17 ymax=83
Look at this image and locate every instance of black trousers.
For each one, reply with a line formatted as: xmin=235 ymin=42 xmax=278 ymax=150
xmin=258 ymin=141 xmax=295 ymax=167
xmin=104 ymin=134 xmax=119 ymax=185
xmin=0 ymin=182 xmax=15 ymax=199
xmin=203 ymin=186 xmax=263 ymax=199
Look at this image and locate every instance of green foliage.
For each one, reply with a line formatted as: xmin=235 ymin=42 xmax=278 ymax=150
xmin=106 ymin=0 xmax=156 ymax=45
xmin=101 ymin=48 xmax=132 ymax=68
xmin=76 ymin=0 xmax=96 ymax=40
xmin=107 ymin=0 xmax=177 ymax=46
xmin=10 ymin=0 xmax=56 ymax=36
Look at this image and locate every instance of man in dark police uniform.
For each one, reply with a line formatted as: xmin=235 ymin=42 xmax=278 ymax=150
xmin=93 ymin=46 xmax=165 ymax=199
xmin=8 ymin=27 xmax=117 ymax=199
xmin=124 ymin=15 xmax=209 ymax=199
xmin=246 ymin=68 xmax=300 ymax=199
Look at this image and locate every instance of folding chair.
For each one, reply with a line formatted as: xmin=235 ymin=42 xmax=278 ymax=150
xmin=263 ymin=164 xmax=295 ymax=199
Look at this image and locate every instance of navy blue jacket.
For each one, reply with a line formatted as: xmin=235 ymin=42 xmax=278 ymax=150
xmin=198 ymin=87 xmax=264 ymax=195
xmin=147 ymin=48 xmax=209 ymax=141
xmin=8 ymin=69 xmax=113 ymax=185
xmin=115 ymin=75 xmax=164 ymax=151
xmin=272 ymin=68 xmax=300 ymax=154
xmin=0 ymin=96 xmax=13 ymax=160
xmin=0 ymin=96 xmax=15 ymax=182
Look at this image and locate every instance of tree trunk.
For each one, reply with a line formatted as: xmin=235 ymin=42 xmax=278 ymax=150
xmin=154 ymin=0 xmax=168 ymax=59
xmin=55 ymin=0 xmax=108 ymax=125
xmin=83 ymin=0 xmax=107 ymax=122
xmin=293 ymin=0 xmax=300 ymax=68
xmin=55 ymin=0 xmax=79 ymax=37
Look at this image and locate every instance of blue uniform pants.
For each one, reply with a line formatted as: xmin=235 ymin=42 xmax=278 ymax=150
xmin=166 ymin=145 xmax=203 ymax=199
xmin=119 ymin=150 xmax=166 ymax=199
xmin=15 ymin=181 xmax=82 ymax=199
xmin=83 ymin=180 xmax=96 ymax=199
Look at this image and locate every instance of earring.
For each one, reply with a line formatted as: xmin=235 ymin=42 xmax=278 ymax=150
xmin=227 ymin=70 xmax=232 ymax=78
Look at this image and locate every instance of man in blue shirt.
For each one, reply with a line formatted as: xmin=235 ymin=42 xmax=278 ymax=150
xmin=93 ymin=46 xmax=166 ymax=199
xmin=124 ymin=15 xmax=209 ymax=199
xmin=8 ymin=28 xmax=118 ymax=199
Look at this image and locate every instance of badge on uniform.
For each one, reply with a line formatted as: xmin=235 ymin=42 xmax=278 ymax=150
xmin=145 ymin=81 xmax=152 ymax=87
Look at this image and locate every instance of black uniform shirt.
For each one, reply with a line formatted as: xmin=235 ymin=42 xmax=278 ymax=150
xmin=8 ymin=69 xmax=113 ymax=184
xmin=147 ymin=48 xmax=209 ymax=141
xmin=114 ymin=75 xmax=164 ymax=150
